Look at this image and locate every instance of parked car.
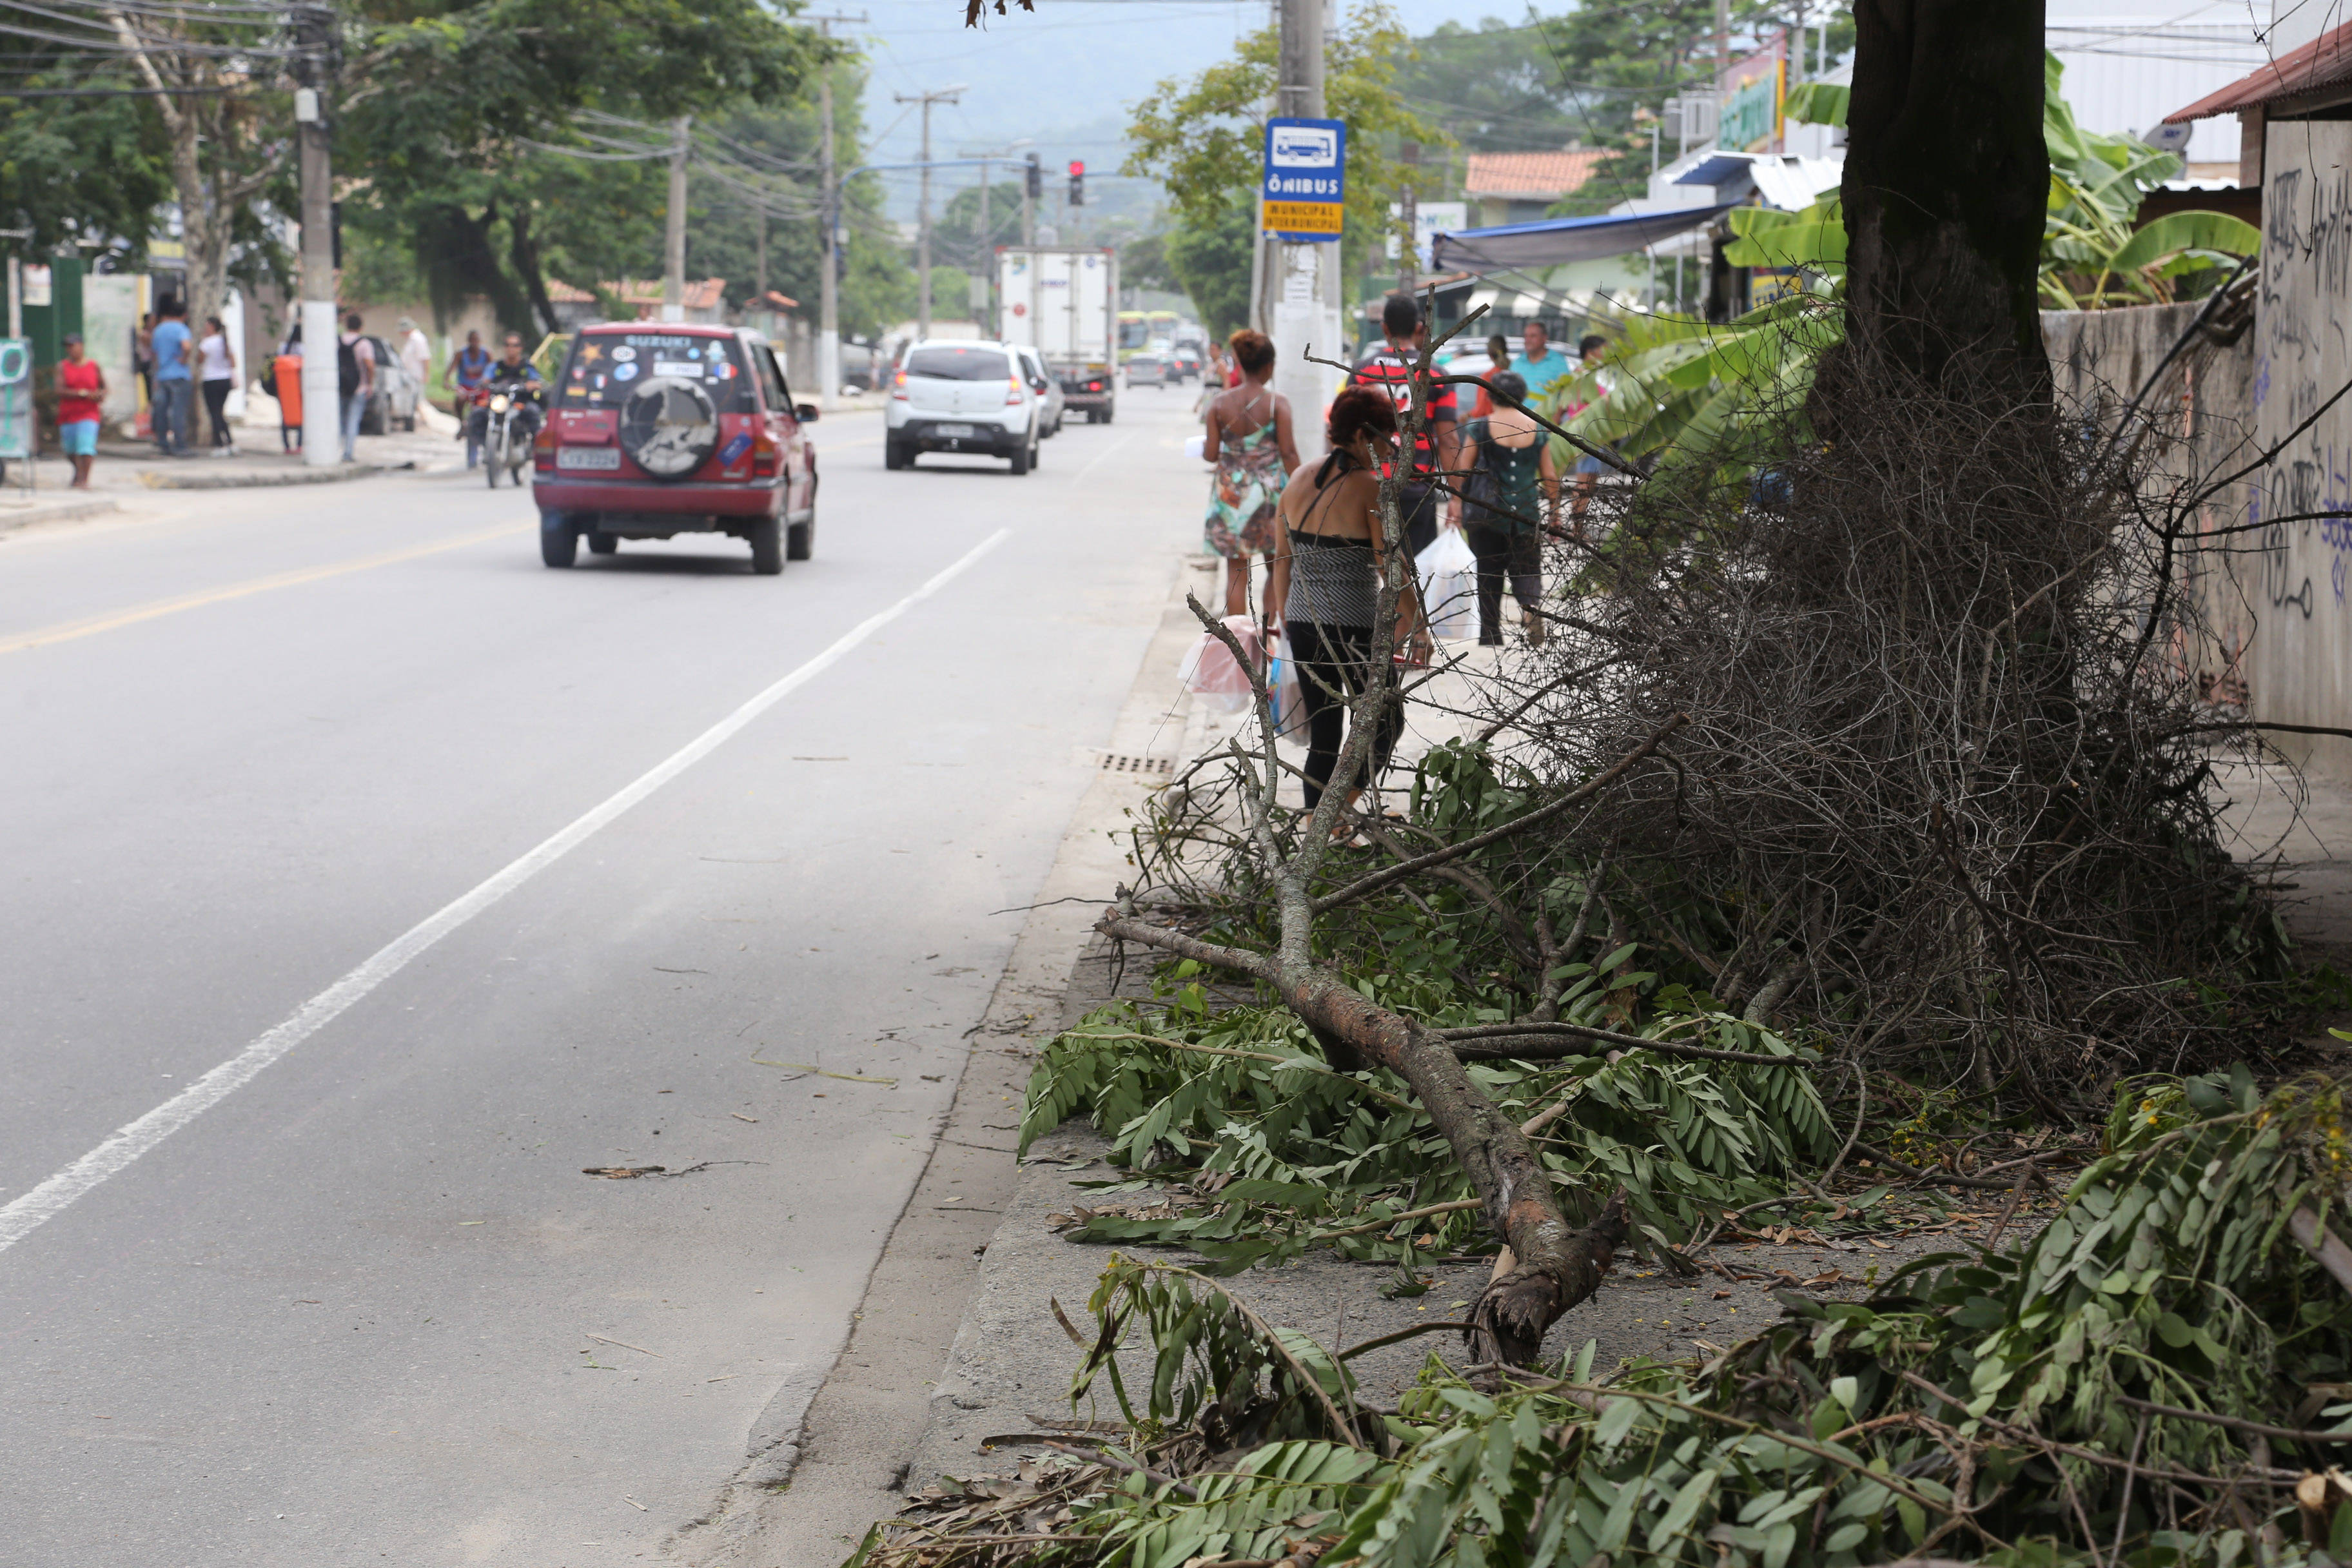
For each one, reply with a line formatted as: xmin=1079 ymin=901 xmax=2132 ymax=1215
xmin=1017 ymin=346 xmax=1065 ymax=436
xmin=531 ymin=322 xmax=819 ymax=574
xmin=1124 ymin=353 xmax=1174 ymax=389
xmin=357 ymin=335 xmax=423 ymax=434
xmin=885 ymin=339 xmax=1044 ymax=474
xmin=839 ymin=340 xmax=883 ymax=393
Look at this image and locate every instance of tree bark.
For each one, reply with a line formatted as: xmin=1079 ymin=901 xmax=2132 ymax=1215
xmin=1830 ymin=0 xmax=2051 ymax=396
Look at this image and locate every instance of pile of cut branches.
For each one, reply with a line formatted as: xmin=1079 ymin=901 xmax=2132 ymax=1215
xmin=848 ymin=1070 xmax=2352 ymax=1568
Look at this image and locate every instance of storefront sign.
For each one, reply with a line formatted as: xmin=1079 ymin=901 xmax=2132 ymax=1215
xmin=1719 ymin=35 xmax=1788 ymax=154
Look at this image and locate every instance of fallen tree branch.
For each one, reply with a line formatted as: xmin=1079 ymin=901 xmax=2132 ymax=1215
xmin=2113 ymin=1393 xmax=2352 ymax=1446
xmin=1101 ymin=905 xmax=1629 ymax=1366
xmin=1438 ymin=1019 xmax=1815 ymax=1068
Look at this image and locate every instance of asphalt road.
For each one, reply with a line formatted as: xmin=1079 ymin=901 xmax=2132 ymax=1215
xmin=0 ymin=390 xmax=1199 ymax=1564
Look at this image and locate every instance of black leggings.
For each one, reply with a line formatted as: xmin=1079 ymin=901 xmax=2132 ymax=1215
xmin=1289 ymin=620 xmax=1403 ymax=809
xmin=1465 ymin=524 xmax=1542 ymax=644
xmin=202 ymin=378 xmax=233 ymax=447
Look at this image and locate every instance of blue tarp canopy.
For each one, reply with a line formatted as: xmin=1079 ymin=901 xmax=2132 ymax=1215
xmin=1429 ymin=205 xmax=1733 ymax=272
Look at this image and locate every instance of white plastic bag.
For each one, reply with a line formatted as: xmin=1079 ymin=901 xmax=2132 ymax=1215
xmin=1176 ymin=614 xmax=1265 ymax=715
xmin=1415 ymin=526 xmax=1478 ymax=642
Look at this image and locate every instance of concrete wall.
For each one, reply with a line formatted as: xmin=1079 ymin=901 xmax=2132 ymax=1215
xmin=2248 ymin=116 xmax=2352 ymax=776
xmin=2041 ymin=296 xmax=2277 ymax=761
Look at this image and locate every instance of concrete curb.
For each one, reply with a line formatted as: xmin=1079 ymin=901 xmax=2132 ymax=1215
xmin=137 ymin=460 xmax=416 ymax=491
xmin=0 ymin=495 xmax=120 ymax=533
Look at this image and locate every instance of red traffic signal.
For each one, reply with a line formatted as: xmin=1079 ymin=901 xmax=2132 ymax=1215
xmin=1068 ymin=159 xmax=1086 ymax=207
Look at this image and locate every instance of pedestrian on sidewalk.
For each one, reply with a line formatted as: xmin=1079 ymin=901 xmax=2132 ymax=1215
xmin=442 ymin=329 xmax=493 ymax=467
xmin=197 ymin=315 xmax=239 ymax=456
xmin=1508 ymin=320 xmax=1573 ymax=398
xmin=1560 ymin=333 xmax=1613 ymax=531
xmin=1467 ymin=332 xmax=1511 ymax=419
xmin=150 ymin=299 xmax=193 ymax=457
xmin=337 ymin=311 xmax=374 ymax=463
xmin=1265 ymin=386 xmax=1429 ymax=820
xmin=396 ymin=316 xmax=430 ymax=398
xmin=1459 ymin=369 xmax=1559 ymax=647
xmin=1346 ymin=293 xmax=1458 ymax=557
xmin=133 ymin=311 xmax=153 ymax=413
xmin=1200 ymin=328 xmax=1300 ymax=617
xmin=55 ymin=334 xmax=104 ymax=489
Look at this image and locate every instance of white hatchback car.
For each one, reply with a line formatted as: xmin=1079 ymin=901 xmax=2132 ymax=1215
xmin=885 ymin=338 xmax=1044 ymax=475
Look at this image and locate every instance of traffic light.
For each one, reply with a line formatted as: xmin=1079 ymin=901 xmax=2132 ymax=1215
xmin=1024 ymin=152 xmax=1041 ymax=199
xmin=1068 ymin=160 xmax=1085 ymax=207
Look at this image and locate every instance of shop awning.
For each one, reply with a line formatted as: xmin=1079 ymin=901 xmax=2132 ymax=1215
xmin=1429 ymin=205 xmax=1733 ymax=272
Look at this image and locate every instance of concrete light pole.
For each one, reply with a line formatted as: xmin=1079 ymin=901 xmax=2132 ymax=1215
xmin=662 ymin=116 xmax=690 ymax=323
xmin=808 ymin=11 xmax=864 ymax=402
xmin=1268 ymin=0 xmax=1337 ymax=458
xmin=293 ymin=1 xmax=338 ymax=468
xmin=896 ymin=85 xmax=965 ymax=341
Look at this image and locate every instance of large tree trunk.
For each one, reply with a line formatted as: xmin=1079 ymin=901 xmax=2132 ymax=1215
xmin=1832 ymin=0 xmax=2051 ymax=395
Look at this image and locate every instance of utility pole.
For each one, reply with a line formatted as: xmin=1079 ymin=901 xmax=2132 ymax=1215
xmin=662 ymin=115 xmax=690 ymax=322
xmin=1715 ymin=0 xmax=1730 ymax=79
xmin=293 ymin=1 xmax=337 ymax=468
xmin=896 ymin=84 xmax=965 ymax=341
xmin=807 ymin=12 xmax=863 ymax=404
xmin=1268 ymin=0 xmax=1333 ymax=457
xmin=977 ymin=160 xmax=990 ymax=332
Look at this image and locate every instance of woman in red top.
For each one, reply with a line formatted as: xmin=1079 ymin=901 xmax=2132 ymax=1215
xmin=55 ymin=333 xmax=106 ymax=488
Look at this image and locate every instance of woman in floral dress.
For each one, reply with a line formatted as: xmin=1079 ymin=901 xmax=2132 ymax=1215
xmin=1200 ymin=329 xmax=1300 ymax=615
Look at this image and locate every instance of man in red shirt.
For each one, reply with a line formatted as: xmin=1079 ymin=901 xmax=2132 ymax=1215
xmin=1348 ymin=293 xmax=1458 ymax=556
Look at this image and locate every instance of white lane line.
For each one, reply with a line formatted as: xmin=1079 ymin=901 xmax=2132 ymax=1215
xmin=1065 ymin=428 xmax=1140 ymax=487
xmin=0 ymin=527 xmax=1014 ymax=1257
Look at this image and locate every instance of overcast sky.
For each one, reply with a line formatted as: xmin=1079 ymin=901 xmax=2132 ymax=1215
xmin=846 ymin=0 xmax=1485 ymax=220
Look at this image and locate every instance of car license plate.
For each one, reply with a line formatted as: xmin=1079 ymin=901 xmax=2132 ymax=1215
xmin=934 ymin=423 xmax=975 ymax=438
xmin=556 ymin=446 xmax=622 ymax=471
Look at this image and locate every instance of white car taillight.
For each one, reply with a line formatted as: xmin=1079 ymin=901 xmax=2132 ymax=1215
xmin=1004 ymin=377 xmax=1024 ymax=407
xmin=892 ymin=370 xmax=909 ymax=402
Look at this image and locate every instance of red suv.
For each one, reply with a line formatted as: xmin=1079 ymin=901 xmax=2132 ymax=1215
xmin=533 ymin=323 xmax=819 ymax=574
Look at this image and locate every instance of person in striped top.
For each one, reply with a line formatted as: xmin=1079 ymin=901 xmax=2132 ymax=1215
xmin=1346 ymin=293 xmax=1460 ymax=556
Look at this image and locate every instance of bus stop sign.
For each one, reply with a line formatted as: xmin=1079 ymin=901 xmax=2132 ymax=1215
xmin=1261 ymin=117 xmax=1345 ymax=242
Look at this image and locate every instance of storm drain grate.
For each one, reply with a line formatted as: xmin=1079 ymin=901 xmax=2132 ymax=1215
xmin=1099 ymin=752 xmax=1175 ymax=777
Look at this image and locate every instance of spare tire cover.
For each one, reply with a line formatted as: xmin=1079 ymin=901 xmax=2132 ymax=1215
xmin=618 ymin=376 xmax=721 ymax=479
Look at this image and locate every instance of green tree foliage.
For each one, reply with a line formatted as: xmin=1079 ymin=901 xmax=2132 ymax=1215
xmin=337 ymin=0 xmax=830 ymax=332
xmin=862 ymin=1059 xmax=2352 ymax=1568
xmin=1164 ymin=197 xmax=1257 ymax=338
xmin=1391 ymin=19 xmax=1579 ymax=154
xmin=0 ymin=43 xmax=173 ymax=269
xmin=1124 ymin=1 xmax=1444 ymax=309
xmin=677 ymin=90 xmax=916 ymax=340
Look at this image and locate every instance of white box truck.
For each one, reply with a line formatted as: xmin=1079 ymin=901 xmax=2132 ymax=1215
xmin=995 ymin=245 xmax=1119 ymax=423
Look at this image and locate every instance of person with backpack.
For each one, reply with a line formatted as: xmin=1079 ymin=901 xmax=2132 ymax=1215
xmin=337 ymin=311 xmax=375 ymax=462
xmin=1458 ymin=370 xmax=1560 ymax=647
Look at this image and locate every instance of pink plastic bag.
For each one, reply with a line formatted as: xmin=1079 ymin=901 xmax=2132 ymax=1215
xmin=1177 ymin=615 xmax=1266 ymax=714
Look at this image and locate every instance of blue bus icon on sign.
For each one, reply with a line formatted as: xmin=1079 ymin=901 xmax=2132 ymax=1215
xmin=1270 ymin=124 xmax=1338 ymax=167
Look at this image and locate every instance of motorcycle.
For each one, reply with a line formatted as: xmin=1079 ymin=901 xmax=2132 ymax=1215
xmin=471 ymin=380 xmax=540 ymax=489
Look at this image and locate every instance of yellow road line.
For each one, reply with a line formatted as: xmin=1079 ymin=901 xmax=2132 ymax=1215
xmin=0 ymin=521 xmax=529 ymax=656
